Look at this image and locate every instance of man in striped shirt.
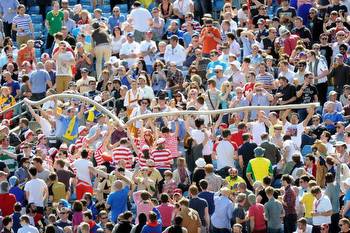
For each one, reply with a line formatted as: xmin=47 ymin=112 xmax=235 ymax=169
xmin=12 ymin=4 xmax=34 ymax=47
xmin=161 ymin=126 xmax=179 ymax=159
xmin=112 ymin=138 xmax=133 ymax=169
xmin=151 ymin=138 xmax=173 ymax=175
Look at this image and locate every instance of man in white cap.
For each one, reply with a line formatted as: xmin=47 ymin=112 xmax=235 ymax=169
xmin=211 ymin=186 xmax=234 ymax=232
xmin=151 ymin=138 xmax=173 ymax=175
xmin=212 ymin=65 xmax=228 ymax=90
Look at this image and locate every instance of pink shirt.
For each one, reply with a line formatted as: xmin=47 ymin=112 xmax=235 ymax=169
xmin=133 ymin=191 xmax=154 ymax=224
xmin=156 ymin=203 xmax=175 ymax=227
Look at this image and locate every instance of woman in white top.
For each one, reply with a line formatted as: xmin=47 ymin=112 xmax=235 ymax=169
xmin=110 ymin=26 xmax=126 ymax=57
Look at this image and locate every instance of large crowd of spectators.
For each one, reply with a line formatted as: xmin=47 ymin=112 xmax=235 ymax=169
xmin=0 ymin=0 xmax=349 ymax=233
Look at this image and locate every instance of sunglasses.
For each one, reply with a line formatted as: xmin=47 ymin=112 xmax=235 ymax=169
xmin=141 ymin=102 xmax=148 ymax=105
xmin=321 ymin=37 xmax=328 ymax=40
xmin=210 ymin=53 xmax=217 ymax=57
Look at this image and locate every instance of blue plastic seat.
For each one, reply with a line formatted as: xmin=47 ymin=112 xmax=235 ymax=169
xmin=34 ymin=32 xmax=41 ymax=40
xmin=35 ymin=48 xmax=42 ymax=58
xmin=31 ymin=15 xmax=43 ymax=24
xmin=83 ymin=5 xmax=94 ymax=13
xmin=101 ymin=5 xmax=110 ymax=13
xmin=102 ymin=13 xmax=111 ymax=18
xmin=45 ymin=6 xmax=52 ymax=13
xmin=69 ymin=0 xmax=78 ymax=5
xmin=33 ymin=24 xmax=42 ymax=32
xmin=104 ymin=0 xmax=110 ymax=5
xmin=81 ymin=0 xmax=91 ymax=5
xmin=28 ymin=6 xmax=40 ymax=14
xmin=117 ymin=4 xmax=128 ymax=13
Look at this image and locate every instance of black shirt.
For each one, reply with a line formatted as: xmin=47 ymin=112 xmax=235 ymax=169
xmin=320 ymin=45 xmax=333 ymax=68
xmin=327 ymin=4 xmax=348 ymax=16
xmin=262 ymin=37 xmax=278 ymax=58
xmin=238 ymin=142 xmax=258 ymax=170
xmin=277 ymin=83 xmax=297 ymax=103
xmin=296 ymin=84 xmax=318 ymax=103
xmin=329 ymin=64 xmax=350 ymax=87
xmin=276 ymin=7 xmax=297 ymax=19
xmin=0 ymin=161 xmax=7 ymax=171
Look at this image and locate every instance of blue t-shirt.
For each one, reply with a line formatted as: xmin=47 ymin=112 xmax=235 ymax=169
xmin=198 ymin=191 xmax=215 ymax=215
xmin=5 ymin=81 xmax=20 ymax=97
xmin=322 ymin=112 xmax=344 ymax=132
xmin=29 ymin=69 xmax=51 ymax=93
xmin=344 ymin=190 xmax=350 ymax=217
xmin=107 ymin=186 xmax=130 ymax=222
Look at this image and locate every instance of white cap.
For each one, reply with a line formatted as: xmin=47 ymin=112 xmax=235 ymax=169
xmin=214 ymin=65 xmax=223 ymax=70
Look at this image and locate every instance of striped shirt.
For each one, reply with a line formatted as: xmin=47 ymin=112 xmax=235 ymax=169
xmin=112 ymin=146 xmax=133 ymax=169
xmin=94 ymin=144 xmax=104 ymax=166
xmin=137 ymin=152 xmax=154 ymax=168
xmin=12 ymin=14 xmax=32 ymax=36
xmin=151 ymin=149 xmax=172 ymax=170
xmin=163 ymin=134 xmax=179 ymax=158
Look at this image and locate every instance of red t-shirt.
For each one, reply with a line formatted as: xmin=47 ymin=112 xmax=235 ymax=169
xmin=156 ymin=203 xmax=175 ymax=227
xmin=230 ymin=131 xmax=245 ymax=147
xmin=248 ymin=203 xmax=266 ymax=230
xmin=0 ymin=193 xmax=16 ymax=216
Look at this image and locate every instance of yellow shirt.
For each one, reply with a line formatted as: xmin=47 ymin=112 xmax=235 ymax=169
xmin=301 ymin=192 xmax=315 ymax=218
xmin=225 ymin=175 xmax=246 ymax=191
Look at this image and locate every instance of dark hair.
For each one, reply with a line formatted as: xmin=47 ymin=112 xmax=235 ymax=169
xmin=83 ymin=211 xmax=93 ymax=219
xmin=45 ymin=225 xmax=56 ymax=233
xmin=14 ymin=202 xmax=22 ymax=212
xmin=123 ymin=211 xmax=133 ymax=220
xmin=194 ymin=118 xmax=205 ymax=128
xmin=21 ymin=75 xmax=29 ymax=82
xmin=73 ymin=201 xmax=83 ymax=212
xmin=33 ymin=157 xmax=43 ymax=164
xmin=222 ymin=129 xmax=231 ymax=138
xmin=133 ymin=1 xmax=141 ymax=7
xmin=300 ymin=175 xmax=310 ymax=183
xmin=148 ymin=211 xmax=157 ymax=222
xmin=306 ymin=154 xmax=315 ymax=163
xmin=48 ymin=172 xmax=57 ymax=181
xmin=283 ymin=135 xmax=292 ymax=141
xmin=160 ymin=193 xmax=169 ymax=203
xmin=81 ymin=149 xmax=89 ymax=159
xmin=28 ymin=166 xmax=37 ymax=177
xmin=282 ymin=174 xmax=292 ymax=184
xmin=20 ymin=118 xmax=29 ymax=126
xmin=174 ymin=215 xmax=183 ymax=225
xmin=325 ymin=172 xmax=335 ymax=183
xmin=199 ymin=179 xmax=208 ymax=190
xmin=2 ymin=216 xmax=12 ymax=226
xmin=262 ymin=176 xmax=272 ymax=185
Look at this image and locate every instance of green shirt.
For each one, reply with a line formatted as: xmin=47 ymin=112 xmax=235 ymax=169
xmin=46 ymin=10 xmax=64 ymax=35
xmin=0 ymin=146 xmax=17 ymax=173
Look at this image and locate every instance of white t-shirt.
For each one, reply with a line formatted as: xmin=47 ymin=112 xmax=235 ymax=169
xmin=279 ymin=70 xmax=296 ymax=84
xmin=111 ymin=35 xmax=126 ymax=54
xmin=130 ymin=7 xmax=152 ymax=32
xmin=120 ymin=41 xmax=140 ymax=67
xmin=283 ymin=139 xmax=298 ymax=162
xmin=293 ymin=225 xmax=313 ymax=233
xmin=140 ymin=85 xmax=155 ymax=100
xmin=24 ymin=178 xmax=47 ymax=207
xmin=216 ymin=140 xmax=235 ymax=170
xmin=73 ymin=159 xmax=93 ymax=185
xmin=237 ymin=9 xmax=248 ymax=22
xmin=284 ymin=121 xmax=304 ymax=148
xmin=173 ymin=0 xmax=193 ymax=16
xmin=250 ymin=121 xmax=267 ymax=145
xmin=38 ymin=117 xmax=53 ymax=137
xmin=312 ymin=195 xmax=332 ymax=226
xmin=56 ymin=51 xmax=75 ymax=77
xmin=164 ymin=44 xmax=186 ymax=66
xmin=190 ymin=128 xmax=212 ymax=155
xmin=140 ymin=40 xmax=157 ymax=66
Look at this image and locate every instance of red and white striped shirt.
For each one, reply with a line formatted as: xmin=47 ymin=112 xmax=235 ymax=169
xmin=94 ymin=144 xmax=105 ymax=166
xmin=151 ymin=149 xmax=172 ymax=170
xmin=112 ymin=146 xmax=133 ymax=169
xmin=137 ymin=153 xmax=154 ymax=168
xmin=163 ymin=134 xmax=179 ymax=158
